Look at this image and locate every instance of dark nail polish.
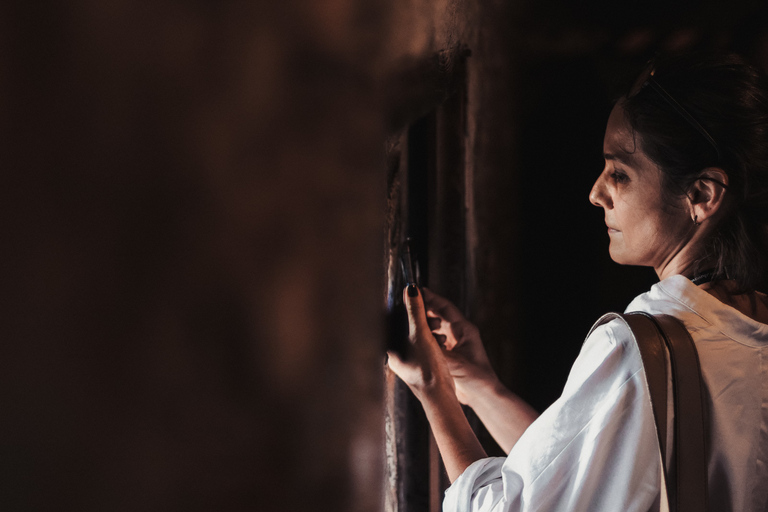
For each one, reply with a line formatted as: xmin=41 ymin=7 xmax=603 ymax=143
xmin=407 ymin=284 xmax=418 ymax=297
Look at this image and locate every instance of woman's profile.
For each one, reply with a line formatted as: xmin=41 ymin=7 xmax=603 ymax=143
xmin=388 ymin=52 xmax=768 ymax=511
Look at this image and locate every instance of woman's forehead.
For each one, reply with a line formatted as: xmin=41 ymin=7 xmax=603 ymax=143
xmin=604 ymin=103 xmax=644 ymax=159
xmin=603 ymin=104 xmax=662 ymax=177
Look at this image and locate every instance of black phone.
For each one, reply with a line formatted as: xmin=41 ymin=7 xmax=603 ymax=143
xmin=399 ymin=237 xmax=419 ymax=289
xmin=386 ymin=238 xmax=420 ymax=358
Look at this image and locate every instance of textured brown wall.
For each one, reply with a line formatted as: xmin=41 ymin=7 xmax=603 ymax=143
xmin=0 ymin=1 xmax=480 ymax=511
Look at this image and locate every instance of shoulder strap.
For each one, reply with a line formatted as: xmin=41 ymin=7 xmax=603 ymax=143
xmin=620 ymin=314 xmax=670 ymax=472
xmin=587 ymin=312 xmax=709 ymax=512
xmin=651 ymin=314 xmax=709 ymax=512
xmin=623 ymin=312 xmax=709 ymax=512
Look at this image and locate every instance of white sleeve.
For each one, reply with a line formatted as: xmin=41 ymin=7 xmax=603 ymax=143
xmin=443 ymin=319 xmax=661 ymax=512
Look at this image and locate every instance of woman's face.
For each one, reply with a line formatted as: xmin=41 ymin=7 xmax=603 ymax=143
xmin=589 ymin=103 xmax=694 ymax=274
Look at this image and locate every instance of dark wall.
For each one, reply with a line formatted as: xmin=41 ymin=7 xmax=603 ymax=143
xmin=0 ymin=2 xmax=394 ymax=510
xmin=0 ymin=1 xmax=485 ymax=511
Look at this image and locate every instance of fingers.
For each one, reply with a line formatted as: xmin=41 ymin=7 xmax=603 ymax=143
xmin=421 ymin=289 xmax=462 ymax=349
xmin=421 ymin=287 xmax=466 ymax=322
xmin=405 ymin=286 xmax=473 ymax=354
xmin=403 ymin=285 xmax=432 ymax=340
xmin=426 ymin=314 xmax=442 ymax=331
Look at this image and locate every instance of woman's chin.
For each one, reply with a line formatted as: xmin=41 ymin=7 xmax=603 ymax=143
xmin=608 ymin=247 xmax=630 ymax=265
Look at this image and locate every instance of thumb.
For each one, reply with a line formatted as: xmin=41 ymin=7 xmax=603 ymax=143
xmin=404 ymin=285 xmax=431 ymax=340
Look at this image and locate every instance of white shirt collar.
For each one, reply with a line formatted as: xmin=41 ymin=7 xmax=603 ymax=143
xmin=654 ymin=274 xmax=768 ymax=347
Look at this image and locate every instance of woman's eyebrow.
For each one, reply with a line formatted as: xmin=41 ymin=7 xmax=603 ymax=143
xmin=603 ymin=152 xmax=634 ymax=166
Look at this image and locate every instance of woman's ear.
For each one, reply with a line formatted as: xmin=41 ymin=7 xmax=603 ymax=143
xmin=687 ymin=167 xmax=729 ymax=224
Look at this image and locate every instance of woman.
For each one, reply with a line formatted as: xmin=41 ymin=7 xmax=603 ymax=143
xmin=388 ymin=53 xmax=768 ymax=511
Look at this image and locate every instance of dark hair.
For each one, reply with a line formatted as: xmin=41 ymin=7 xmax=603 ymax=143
xmin=622 ymin=52 xmax=768 ymax=293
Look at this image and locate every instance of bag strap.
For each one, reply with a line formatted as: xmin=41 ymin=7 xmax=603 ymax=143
xmin=620 ymin=313 xmax=670 ymax=473
xmin=623 ymin=312 xmax=709 ymax=512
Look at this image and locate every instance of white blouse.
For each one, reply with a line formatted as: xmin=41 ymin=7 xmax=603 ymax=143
xmin=444 ymin=275 xmax=768 ymax=512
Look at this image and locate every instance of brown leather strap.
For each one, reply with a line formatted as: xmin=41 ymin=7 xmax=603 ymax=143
xmin=652 ymin=314 xmax=709 ymax=512
xmin=622 ymin=313 xmax=669 ymax=475
xmin=624 ymin=312 xmax=709 ymax=512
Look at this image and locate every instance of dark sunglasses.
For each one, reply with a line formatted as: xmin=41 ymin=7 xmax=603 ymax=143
xmin=630 ymin=65 xmax=723 ymax=163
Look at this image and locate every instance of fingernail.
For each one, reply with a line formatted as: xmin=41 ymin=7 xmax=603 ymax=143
xmin=407 ymin=284 xmax=418 ymax=297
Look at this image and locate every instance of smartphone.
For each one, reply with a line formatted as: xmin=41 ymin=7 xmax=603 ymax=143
xmin=399 ymin=237 xmax=419 ymax=289
xmin=386 ymin=238 xmax=420 ymax=359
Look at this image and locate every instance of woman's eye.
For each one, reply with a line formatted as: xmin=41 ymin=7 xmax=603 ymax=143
xmin=610 ymin=171 xmax=629 ymax=184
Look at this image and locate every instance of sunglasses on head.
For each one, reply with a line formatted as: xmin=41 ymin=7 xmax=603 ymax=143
xmin=630 ymin=64 xmax=723 ymax=163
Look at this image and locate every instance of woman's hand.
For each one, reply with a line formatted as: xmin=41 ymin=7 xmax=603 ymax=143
xmin=389 ymin=286 xmax=537 ymax=457
xmin=387 ymin=285 xmax=456 ymax=401
xmin=423 ymin=288 xmax=539 ymax=453
xmin=421 ymin=288 xmax=498 ymax=405
xmin=387 ymin=285 xmax=488 ymax=481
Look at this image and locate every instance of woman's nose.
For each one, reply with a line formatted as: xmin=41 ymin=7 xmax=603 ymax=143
xmin=589 ymin=174 xmax=610 ymax=208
